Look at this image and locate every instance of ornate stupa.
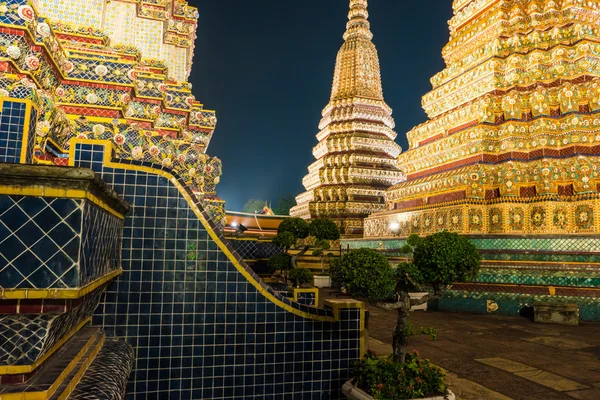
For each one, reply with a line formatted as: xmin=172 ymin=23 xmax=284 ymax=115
xmin=354 ymin=0 xmax=600 ymax=320
xmin=290 ymin=0 xmax=405 ymax=235
xmin=365 ymin=0 xmax=600 ymax=238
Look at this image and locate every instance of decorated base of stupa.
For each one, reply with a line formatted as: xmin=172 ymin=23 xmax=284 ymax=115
xmin=341 ymin=235 xmax=600 ymax=321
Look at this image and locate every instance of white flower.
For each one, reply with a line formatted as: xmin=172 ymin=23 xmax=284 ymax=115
xmin=6 ymin=46 xmax=21 ymax=59
xmin=36 ymin=23 xmax=51 ymax=37
xmin=92 ymin=124 xmax=105 ymax=135
xmin=131 ymin=146 xmax=143 ymax=160
xmin=36 ymin=121 xmax=50 ymax=137
xmin=95 ymin=64 xmax=108 ymax=77
xmin=86 ymin=92 xmax=99 ymax=104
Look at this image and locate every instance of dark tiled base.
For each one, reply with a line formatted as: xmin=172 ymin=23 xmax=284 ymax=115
xmin=69 ymin=340 xmax=134 ymax=400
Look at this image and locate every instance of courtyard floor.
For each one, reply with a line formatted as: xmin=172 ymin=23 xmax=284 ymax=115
xmin=320 ymin=290 xmax=600 ymax=400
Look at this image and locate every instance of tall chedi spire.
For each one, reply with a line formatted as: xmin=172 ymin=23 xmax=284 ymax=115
xmin=290 ymin=0 xmax=405 ymax=235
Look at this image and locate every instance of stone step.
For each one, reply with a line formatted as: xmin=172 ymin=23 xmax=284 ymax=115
xmin=0 ymin=327 xmax=104 ymax=400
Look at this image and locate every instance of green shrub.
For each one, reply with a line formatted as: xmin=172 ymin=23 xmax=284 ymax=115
xmin=268 ymin=253 xmax=292 ymax=273
xmin=309 ymin=218 xmax=341 ymax=241
xmin=288 ymin=268 xmax=314 ymax=287
xmin=278 ymin=217 xmax=310 ymax=239
xmin=412 ymin=231 xmax=480 ymax=295
xmin=406 ymin=234 xmax=423 ymax=248
xmin=273 ymin=231 xmax=296 ymax=249
xmin=352 ymin=351 xmax=447 ymax=400
xmin=331 ymin=249 xmax=395 ymax=302
xmin=399 ymin=244 xmax=413 ymax=254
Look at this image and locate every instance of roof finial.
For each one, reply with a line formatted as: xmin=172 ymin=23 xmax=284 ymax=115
xmin=344 ymin=0 xmax=373 ymax=41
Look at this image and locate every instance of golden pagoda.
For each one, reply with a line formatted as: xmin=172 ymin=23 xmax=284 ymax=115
xmin=365 ymin=0 xmax=600 ymax=238
xmin=291 ymin=0 xmax=405 ymax=235
xmin=344 ymin=0 xmax=600 ymax=321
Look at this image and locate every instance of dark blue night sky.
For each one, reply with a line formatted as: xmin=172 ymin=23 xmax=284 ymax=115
xmin=189 ymin=0 xmax=453 ymax=211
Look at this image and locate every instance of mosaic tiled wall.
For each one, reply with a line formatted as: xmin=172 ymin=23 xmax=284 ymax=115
xmin=0 ymin=287 xmax=104 ymax=367
xmin=0 ymin=197 xmax=123 ymax=289
xmin=0 ymin=100 xmax=33 ymax=164
xmin=73 ymin=141 xmax=363 ymax=399
xmin=226 ymin=239 xmax=284 ymax=260
xmin=342 ymin=236 xmax=600 ymax=321
xmin=34 ymin=0 xmax=197 ymax=81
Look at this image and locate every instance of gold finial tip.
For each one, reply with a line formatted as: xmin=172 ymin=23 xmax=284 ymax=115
xmin=349 ymin=0 xmax=369 ymax=19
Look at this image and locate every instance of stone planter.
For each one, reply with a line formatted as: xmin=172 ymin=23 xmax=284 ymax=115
xmin=313 ymin=275 xmax=331 ymax=288
xmin=343 ymin=379 xmax=455 ymax=400
xmin=409 ymin=292 xmax=429 ymax=311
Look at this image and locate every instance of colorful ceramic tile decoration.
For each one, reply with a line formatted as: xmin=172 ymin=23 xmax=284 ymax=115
xmin=344 ymin=0 xmax=600 ymax=322
xmin=290 ymin=0 xmax=406 ymax=235
xmin=0 ymin=1 xmax=366 ymax=398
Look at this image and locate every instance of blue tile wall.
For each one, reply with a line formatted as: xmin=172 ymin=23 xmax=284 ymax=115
xmin=74 ymin=143 xmax=362 ymax=400
xmin=80 ymin=202 xmax=124 ymax=286
xmin=0 ymin=196 xmax=82 ymax=289
xmin=227 ymin=239 xmax=284 ymax=260
xmin=24 ymin=108 xmax=36 ymax=164
xmin=0 ymin=101 xmax=27 ymax=164
xmin=296 ymin=292 xmax=317 ymax=307
xmin=0 ymin=195 xmax=123 ymax=289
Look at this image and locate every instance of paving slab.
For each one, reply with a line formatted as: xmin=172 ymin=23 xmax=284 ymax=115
xmin=476 ymin=358 xmax=538 ymax=373
xmin=523 ymin=336 xmax=594 ymax=350
xmin=513 ymin=369 xmax=589 ymax=392
xmin=320 ymin=289 xmax=600 ymax=400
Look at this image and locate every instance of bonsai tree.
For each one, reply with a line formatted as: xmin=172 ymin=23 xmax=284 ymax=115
xmin=273 ymin=217 xmax=340 ymax=270
xmin=309 ymin=218 xmax=341 ymax=273
xmin=267 ymin=253 xmax=292 ymax=281
xmin=274 ymin=218 xmax=310 ymax=269
xmin=288 ymin=268 xmax=314 ymax=288
xmin=333 ymin=231 xmax=481 ymax=364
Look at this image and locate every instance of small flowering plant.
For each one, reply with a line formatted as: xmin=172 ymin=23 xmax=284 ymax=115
xmin=352 ymin=351 xmax=448 ymax=400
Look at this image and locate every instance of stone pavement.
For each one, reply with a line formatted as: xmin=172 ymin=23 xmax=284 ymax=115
xmin=320 ymin=290 xmax=600 ymax=400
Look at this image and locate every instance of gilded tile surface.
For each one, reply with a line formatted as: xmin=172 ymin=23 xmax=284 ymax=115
xmin=103 ymin=0 xmax=136 ymax=47
xmin=36 ymin=0 xmax=104 ymax=29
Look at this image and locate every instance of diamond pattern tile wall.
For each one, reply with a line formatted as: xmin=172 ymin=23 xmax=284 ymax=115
xmin=73 ymin=142 xmax=362 ymax=400
xmin=80 ymin=203 xmax=124 ymax=287
xmin=227 ymin=239 xmax=284 ymax=260
xmin=0 ymin=288 xmax=103 ymax=366
xmin=0 ymin=196 xmax=82 ymax=289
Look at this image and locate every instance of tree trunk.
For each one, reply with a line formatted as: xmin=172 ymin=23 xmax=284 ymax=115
xmin=291 ymin=245 xmax=310 ymax=269
xmin=392 ymin=288 xmax=410 ymax=364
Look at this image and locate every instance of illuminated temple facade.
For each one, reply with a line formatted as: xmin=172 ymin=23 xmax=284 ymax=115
xmin=2 ymin=0 xmax=225 ymax=222
xmin=0 ymin=1 xmax=365 ymax=399
xmin=346 ymin=0 xmax=600 ymax=320
xmin=290 ymin=0 xmax=405 ymax=235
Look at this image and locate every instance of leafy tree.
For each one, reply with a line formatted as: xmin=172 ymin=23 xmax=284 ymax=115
xmin=288 ymin=268 xmax=314 ymax=287
xmin=412 ymin=231 xmax=481 ymax=297
xmin=330 ymin=249 xmax=395 ymax=301
xmin=268 ymin=253 xmax=292 ymax=280
xmin=275 ymin=217 xmax=310 ymax=269
xmin=273 ymin=195 xmax=296 ymax=216
xmin=334 ymin=231 xmax=481 ymax=364
xmin=243 ymin=198 xmax=268 ymax=213
xmin=278 ymin=217 xmax=310 ymax=239
xmin=273 ymin=231 xmax=295 ymax=250
xmin=309 ymin=218 xmax=341 ymax=241
xmin=309 ymin=218 xmax=341 ymax=273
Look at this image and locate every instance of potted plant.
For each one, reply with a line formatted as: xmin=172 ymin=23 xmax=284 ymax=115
xmin=332 ymin=231 xmax=480 ymax=400
xmin=267 ymin=253 xmax=292 ymax=282
xmin=309 ymin=218 xmax=340 ymax=287
xmin=288 ymin=268 xmax=314 ymax=288
xmin=272 ymin=217 xmax=340 ymax=287
xmin=343 ymin=351 xmax=453 ymax=400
